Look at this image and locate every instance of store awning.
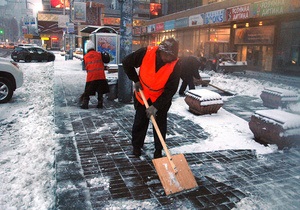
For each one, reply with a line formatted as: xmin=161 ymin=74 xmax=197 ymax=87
xmin=80 ymin=26 xmax=118 ymax=34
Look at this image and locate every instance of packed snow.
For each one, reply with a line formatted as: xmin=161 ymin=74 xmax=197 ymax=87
xmin=0 ymin=52 xmax=300 ymax=209
xmin=254 ymin=109 xmax=300 ymax=129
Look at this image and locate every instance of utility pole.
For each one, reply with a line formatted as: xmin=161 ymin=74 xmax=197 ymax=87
xmin=118 ymin=0 xmax=133 ymax=61
xmin=69 ymin=0 xmax=74 ymax=59
xmin=117 ymin=0 xmax=133 ymax=103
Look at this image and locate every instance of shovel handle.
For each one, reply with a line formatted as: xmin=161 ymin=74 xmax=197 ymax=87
xmin=139 ymin=89 xmax=177 ymax=173
xmin=208 ymin=83 xmax=233 ymax=95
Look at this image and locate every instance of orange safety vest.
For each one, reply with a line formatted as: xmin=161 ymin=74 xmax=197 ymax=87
xmin=135 ymin=46 xmax=178 ymax=105
xmin=84 ymin=50 xmax=106 ymax=82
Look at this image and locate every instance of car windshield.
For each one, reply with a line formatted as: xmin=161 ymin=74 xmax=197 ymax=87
xmin=14 ymin=47 xmax=26 ymax=52
xmin=218 ymin=53 xmax=237 ymax=61
xmin=35 ymin=48 xmax=45 ymax=54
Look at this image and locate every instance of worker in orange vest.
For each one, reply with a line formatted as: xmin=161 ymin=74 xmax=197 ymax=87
xmin=80 ymin=40 xmax=110 ymax=109
xmin=122 ymin=38 xmax=181 ymax=158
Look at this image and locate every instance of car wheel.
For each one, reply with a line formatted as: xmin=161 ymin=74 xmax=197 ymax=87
xmin=0 ymin=77 xmax=14 ymax=103
xmin=25 ymin=56 xmax=32 ymax=62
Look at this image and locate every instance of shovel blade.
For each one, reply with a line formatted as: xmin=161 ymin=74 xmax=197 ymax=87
xmin=152 ymin=154 xmax=198 ymax=195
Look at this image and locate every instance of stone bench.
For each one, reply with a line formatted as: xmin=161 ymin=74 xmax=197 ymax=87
xmin=185 ymin=89 xmax=223 ymax=115
xmin=249 ymin=109 xmax=300 ymax=149
xmin=260 ymin=87 xmax=298 ymax=108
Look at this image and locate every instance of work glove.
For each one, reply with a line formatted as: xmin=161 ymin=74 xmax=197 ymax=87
xmin=146 ymin=105 xmax=158 ymax=118
xmin=134 ymin=81 xmax=142 ymax=92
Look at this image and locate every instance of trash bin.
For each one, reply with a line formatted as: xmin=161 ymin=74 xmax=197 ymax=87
xmin=118 ymin=64 xmax=132 ymax=103
xmin=106 ymin=78 xmax=118 ymax=100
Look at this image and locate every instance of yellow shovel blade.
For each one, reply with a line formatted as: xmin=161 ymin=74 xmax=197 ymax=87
xmin=152 ymin=154 xmax=198 ymax=195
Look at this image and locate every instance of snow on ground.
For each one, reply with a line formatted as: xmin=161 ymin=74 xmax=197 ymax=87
xmin=0 ymin=61 xmax=56 ymax=209
xmin=0 ymin=53 xmax=299 ymax=209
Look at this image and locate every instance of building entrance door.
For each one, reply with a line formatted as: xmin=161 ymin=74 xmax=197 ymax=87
xmin=238 ymin=45 xmax=273 ymax=71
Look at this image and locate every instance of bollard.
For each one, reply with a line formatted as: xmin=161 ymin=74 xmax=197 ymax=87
xmin=118 ymin=64 xmax=132 ymax=103
xmin=82 ymin=60 xmax=85 ymax=70
xmin=69 ymin=50 xmax=73 ymax=60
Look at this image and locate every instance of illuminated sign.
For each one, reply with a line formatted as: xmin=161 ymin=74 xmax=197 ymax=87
xmin=150 ymin=3 xmax=162 ymax=19
xmin=51 ymin=0 xmax=70 ymax=9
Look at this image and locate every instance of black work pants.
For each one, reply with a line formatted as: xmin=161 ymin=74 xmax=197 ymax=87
xmin=179 ymin=79 xmax=195 ymax=94
xmin=132 ymin=97 xmax=171 ymax=151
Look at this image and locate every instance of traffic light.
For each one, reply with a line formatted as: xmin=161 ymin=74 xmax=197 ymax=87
xmin=0 ymin=28 xmax=4 ymax=35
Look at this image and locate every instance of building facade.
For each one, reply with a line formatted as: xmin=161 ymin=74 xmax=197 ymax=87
xmin=139 ymin=0 xmax=300 ymax=74
xmin=38 ymin=0 xmax=150 ymax=51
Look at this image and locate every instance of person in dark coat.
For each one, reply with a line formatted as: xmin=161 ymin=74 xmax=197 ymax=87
xmin=178 ymin=56 xmax=202 ymax=96
xmin=122 ymin=38 xmax=181 ymax=159
xmin=80 ymin=40 xmax=110 ymax=109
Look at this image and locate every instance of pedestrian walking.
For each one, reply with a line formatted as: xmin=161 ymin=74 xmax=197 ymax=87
xmin=122 ymin=37 xmax=181 ymax=158
xmin=80 ymin=40 xmax=110 ymax=109
xmin=178 ymin=56 xmax=202 ymax=96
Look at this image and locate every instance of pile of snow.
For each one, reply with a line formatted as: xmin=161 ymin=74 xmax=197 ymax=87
xmin=262 ymin=87 xmax=298 ymax=102
xmin=254 ymin=109 xmax=300 ymax=129
xmin=0 ymin=62 xmax=56 ymax=209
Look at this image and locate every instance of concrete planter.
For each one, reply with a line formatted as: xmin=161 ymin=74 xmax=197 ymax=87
xmin=260 ymin=87 xmax=298 ymax=108
xmin=249 ymin=109 xmax=300 ymax=149
xmin=185 ymin=89 xmax=223 ymax=115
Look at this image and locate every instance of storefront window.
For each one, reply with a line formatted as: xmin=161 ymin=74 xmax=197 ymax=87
xmin=177 ymin=29 xmax=194 ymax=56
xmin=276 ymin=20 xmax=300 ymax=71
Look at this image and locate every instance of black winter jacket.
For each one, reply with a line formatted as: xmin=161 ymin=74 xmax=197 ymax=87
xmin=122 ymin=47 xmax=181 ymax=110
xmin=179 ymin=56 xmax=201 ymax=82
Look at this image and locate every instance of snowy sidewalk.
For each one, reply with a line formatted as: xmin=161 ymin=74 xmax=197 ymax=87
xmin=54 ymin=90 xmax=300 ymax=209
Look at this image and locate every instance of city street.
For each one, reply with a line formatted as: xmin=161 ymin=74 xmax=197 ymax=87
xmin=1 ymin=0 xmax=300 ymax=208
xmin=1 ymin=51 xmax=300 ymax=209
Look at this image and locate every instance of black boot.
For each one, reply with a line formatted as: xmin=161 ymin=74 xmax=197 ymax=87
xmin=154 ymin=149 xmax=162 ymax=159
xmin=133 ymin=147 xmax=141 ymax=157
xmin=80 ymin=99 xmax=89 ymax=109
xmin=97 ymin=95 xmax=103 ymax=108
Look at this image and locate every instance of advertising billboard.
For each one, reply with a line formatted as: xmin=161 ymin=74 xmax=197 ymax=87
xmin=150 ymin=3 xmax=162 ymax=19
xmin=96 ymin=34 xmax=119 ymax=65
xmin=51 ymin=0 xmax=70 ymax=9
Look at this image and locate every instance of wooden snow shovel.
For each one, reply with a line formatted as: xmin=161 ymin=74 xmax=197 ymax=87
xmin=208 ymin=83 xmax=235 ymax=96
xmin=139 ymin=89 xmax=198 ymax=195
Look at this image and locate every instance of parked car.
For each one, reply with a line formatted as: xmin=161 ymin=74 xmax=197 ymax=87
xmin=11 ymin=46 xmax=55 ymax=62
xmin=204 ymin=57 xmax=218 ymax=71
xmin=17 ymin=43 xmax=37 ymax=47
xmin=6 ymin=42 xmax=15 ymax=49
xmin=217 ymin=52 xmax=247 ymax=73
xmin=0 ymin=57 xmax=23 ymax=103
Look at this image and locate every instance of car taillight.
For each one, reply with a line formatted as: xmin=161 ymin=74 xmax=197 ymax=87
xmin=11 ymin=61 xmax=19 ymax=68
xmin=212 ymin=59 xmax=216 ymax=64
